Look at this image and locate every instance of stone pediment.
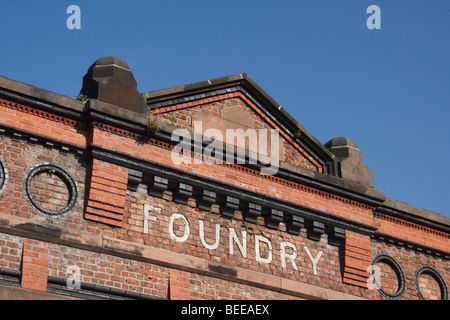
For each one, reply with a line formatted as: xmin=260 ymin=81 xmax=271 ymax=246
xmin=144 ymin=74 xmax=335 ymax=175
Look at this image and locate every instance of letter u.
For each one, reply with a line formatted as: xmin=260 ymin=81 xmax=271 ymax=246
xmin=199 ymin=220 xmax=220 ymax=250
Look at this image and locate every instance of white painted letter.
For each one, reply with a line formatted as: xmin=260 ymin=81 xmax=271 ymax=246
xmin=304 ymin=246 xmax=323 ymax=275
xmin=199 ymin=220 xmax=220 ymax=250
xmin=168 ymin=213 xmax=190 ymax=242
xmin=229 ymin=228 xmax=247 ymax=258
xmin=366 ymin=5 xmax=381 ymax=30
xmin=66 ymin=5 xmax=81 ymax=30
xmin=280 ymin=241 xmax=298 ymax=271
xmin=255 ymin=234 xmax=273 ymax=264
xmin=143 ymin=204 xmax=159 ymax=234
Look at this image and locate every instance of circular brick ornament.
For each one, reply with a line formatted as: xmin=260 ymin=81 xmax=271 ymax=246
xmin=371 ymin=253 xmax=406 ymax=300
xmin=24 ymin=163 xmax=79 ymax=218
xmin=415 ymin=265 xmax=448 ymax=300
xmin=0 ymin=158 xmax=8 ymax=195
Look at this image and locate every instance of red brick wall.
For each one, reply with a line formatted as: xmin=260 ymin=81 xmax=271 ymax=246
xmin=21 ymin=239 xmax=49 ymax=292
xmin=30 ymin=171 xmax=70 ymax=213
xmin=153 ymin=94 xmax=320 ymax=172
xmin=124 ymin=184 xmax=359 ymax=297
xmin=47 ymin=243 xmax=168 ymax=298
xmin=375 ymin=212 xmax=449 ymax=253
xmin=0 ymin=95 xmax=448 ymax=300
xmin=370 ymin=240 xmax=449 ymax=300
xmin=0 ymin=233 xmax=23 ymax=271
xmin=169 ymin=269 xmax=191 ymax=300
xmin=0 ymin=98 xmax=87 ymax=148
xmin=88 ymin=124 xmax=375 ymax=227
xmin=0 ymin=135 xmax=86 ymax=223
xmin=417 ymin=272 xmax=442 ymax=300
xmin=2 ymin=230 xmax=447 ymax=300
xmin=189 ymin=273 xmax=300 ymax=300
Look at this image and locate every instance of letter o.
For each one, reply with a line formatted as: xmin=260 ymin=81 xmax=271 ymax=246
xmin=168 ymin=213 xmax=190 ymax=242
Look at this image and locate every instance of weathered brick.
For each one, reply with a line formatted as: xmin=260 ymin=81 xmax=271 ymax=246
xmin=0 ymin=72 xmax=447 ymax=302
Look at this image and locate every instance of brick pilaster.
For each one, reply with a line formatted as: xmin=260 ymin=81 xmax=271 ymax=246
xmin=21 ymin=239 xmax=49 ymax=292
xmin=169 ymin=269 xmax=191 ymax=300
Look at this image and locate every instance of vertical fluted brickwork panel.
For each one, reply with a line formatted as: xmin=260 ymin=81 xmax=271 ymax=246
xmin=85 ymin=159 xmax=128 ymax=227
xmin=342 ymin=230 xmax=372 ymax=288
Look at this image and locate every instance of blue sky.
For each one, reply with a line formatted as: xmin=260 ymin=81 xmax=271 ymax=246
xmin=1 ymin=1 xmax=449 ymax=217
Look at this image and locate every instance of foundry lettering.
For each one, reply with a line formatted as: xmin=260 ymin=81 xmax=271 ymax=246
xmin=255 ymin=234 xmax=272 ymax=264
xmin=143 ymin=211 xmax=323 ymax=276
xmin=304 ymin=246 xmax=323 ymax=276
xmin=229 ymin=228 xmax=247 ymax=258
xmin=280 ymin=241 xmax=298 ymax=270
xmin=169 ymin=213 xmax=190 ymax=242
xmin=199 ymin=220 xmax=220 ymax=250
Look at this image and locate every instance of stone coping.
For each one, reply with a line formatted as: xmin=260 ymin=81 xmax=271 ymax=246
xmin=383 ymin=198 xmax=450 ymax=228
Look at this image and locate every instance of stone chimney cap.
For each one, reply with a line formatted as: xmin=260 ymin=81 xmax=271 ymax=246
xmin=80 ymin=56 xmax=145 ymax=114
xmin=325 ymin=137 xmax=374 ymax=188
xmin=324 ymin=137 xmax=359 ymax=149
xmin=89 ymin=56 xmax=131 ymax=70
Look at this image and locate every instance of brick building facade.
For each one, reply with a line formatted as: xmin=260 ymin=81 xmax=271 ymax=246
xmin=0 ymin=56 xmax=448 ymax=300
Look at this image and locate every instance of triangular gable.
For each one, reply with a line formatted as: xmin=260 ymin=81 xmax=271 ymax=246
xmin=144 ymin=74 xmax=335 ymax=175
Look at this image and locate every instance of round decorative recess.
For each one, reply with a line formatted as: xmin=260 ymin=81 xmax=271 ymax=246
xmin=23 ymin=163 xmax=79 ymax=218
xmin=371 ymin=253 xmax=406 ymax=300
xmin=415 ymin=265 xmax=448 ymax=300
xmin=0 ymin=158 xmax=8 ymax=195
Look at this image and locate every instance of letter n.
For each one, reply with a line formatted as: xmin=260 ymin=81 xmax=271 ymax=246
xmin=229 ymin=228 xmax=247 ymax=258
